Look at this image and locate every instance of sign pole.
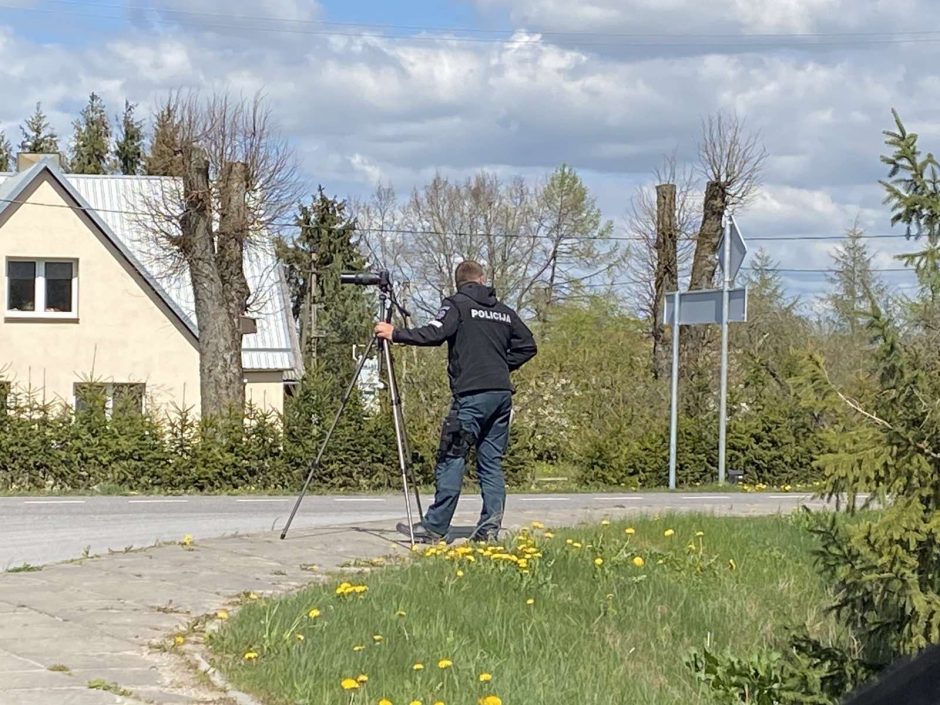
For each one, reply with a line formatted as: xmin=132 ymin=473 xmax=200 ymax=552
xmin=717 ymin=217 xmax=732 ymax=485
xmin=668 ymin=290 xmax=680 ymax=491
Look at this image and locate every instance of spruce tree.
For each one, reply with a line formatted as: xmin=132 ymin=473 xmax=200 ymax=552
xmin=0 ymin=131 xmax=12 ymax=171
xmin=825 ymin=223 xmax=887 ymax=334
xmin=144 ymin=102 xmax=182 ymax=177
xmin=70 ymin=92 xmax=112 ymax=174
xmin=18 ymin=102 xmax=60 ymax=154
xmin=113 ymin=100 xmax=145 ymax=175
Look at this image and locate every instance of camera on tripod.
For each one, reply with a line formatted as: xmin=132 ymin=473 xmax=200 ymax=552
xmin=340 ymin=270 xmax=391 ymax=290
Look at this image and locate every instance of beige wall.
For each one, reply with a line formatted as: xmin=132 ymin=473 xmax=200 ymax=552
xmin=0 ymin=174 xmax=285 ymax=416
xmin=245 ymin=370 xmax=285 ymax=415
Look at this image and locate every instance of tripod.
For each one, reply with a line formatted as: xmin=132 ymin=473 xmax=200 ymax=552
xmin=280 ymin=284 xmax=425 ymax=546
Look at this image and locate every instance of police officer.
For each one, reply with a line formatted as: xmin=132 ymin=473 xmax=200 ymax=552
xmin=374 ymin=260 xmax=537 ymax=543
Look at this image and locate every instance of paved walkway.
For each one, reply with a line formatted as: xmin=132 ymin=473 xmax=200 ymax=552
xmin=0 ymin=495 xmax=825 ymax=704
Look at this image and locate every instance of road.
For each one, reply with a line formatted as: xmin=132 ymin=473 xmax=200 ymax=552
xmin=0 ymin=491 xmax=826 ymax=568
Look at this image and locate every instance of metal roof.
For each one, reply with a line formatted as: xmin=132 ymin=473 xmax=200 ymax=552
xmin=0 ymin=164 xmax=301 ymax=376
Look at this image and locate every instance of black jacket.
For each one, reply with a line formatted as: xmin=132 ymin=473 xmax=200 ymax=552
xmin=392 ymin=283 xmax=537 ymax=396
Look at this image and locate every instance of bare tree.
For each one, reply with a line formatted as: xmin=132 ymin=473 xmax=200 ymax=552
xmin=138 ymin=90 xmax=299 ymax=417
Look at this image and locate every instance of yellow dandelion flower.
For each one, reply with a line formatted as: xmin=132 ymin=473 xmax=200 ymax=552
xmin=664 ymin=529 xmax=675 ymax=537
xmin=396 ymin=610 xmax=407 ymax=617
xmin=632 ymin=556 xmax=645 ymax=568
xmin=341 ymin=678 xmax=360 ymax=690
xmin=248 ymin=592 xmax=259 ymax=600
xmin=410 ymin=701 xmax=423 ymax=705
xmin=625 ymin=527 xmax=635 ymax=535
xmin=531 ymin=521 xmax=545 ymax=529
xmin=379 ymin=700 xmax=393 ymax=705
xmin=479 ymin=672 xmax=493 ymax=682
xmin=695 ymin=531 xmax=705 ymax=537
xmin=353 ymin=585 xmax=369 ymax=594
xmin=594 ymin=557 xmax=604 ymax=567
xmin=456 ymin=570 xmax=465 ymax=577
xmin=601 ymin=519 xmax=610 ymax=526
xmin=544 ymin=531 xmax=555 ymax=539
xmin=373 ymin=634 xmax=384 ymax=643
xmin=572 ymin=542 xmax=583 ymax=549
xmin=479 ymin=696 xmax=502 ymax=705
xmin=354 ymin=645 xmax=366 ymax=652
xmin=174 ymin=635 xmax=185 ymax=646
xmin=413 ymin=662 xmax=424 ymax=671
xmin=243 ymin=651 xmax=258 ymax=661
xmin=181 ymin=534 xmax=193 ymax=546
xmin=438 ymin=658 xmax=453 ymax=669
xmin=357 ymin=674 xmax=369 ymax=683
xmin=526 ymin=598 xmax=535 ymax=605
xmin=434 ymin=701 xmax=445 ymax=705
xmin=216 ymin=609 xmax=229 ymax=620
xmin=307 ymin=608 xmax=321 ymax=619
xmin=295 ymin=633 xmax=305 ymax=642
xmin=565 ymin=539 xmax=573 ymax=545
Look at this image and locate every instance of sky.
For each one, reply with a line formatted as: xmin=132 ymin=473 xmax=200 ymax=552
xmin=1 ymin=0 xmax=939 ymax=305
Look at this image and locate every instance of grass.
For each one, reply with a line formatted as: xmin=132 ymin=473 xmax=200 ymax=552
xmin=208 ymin=513 xmax=837 ymax=705
xmin=47 ymin=663 xmax=70 ymax=673
xmin=5 ymin=562 xmax=42 ymax=573
xmin=86 ymin=679 xmax=134 ymax=697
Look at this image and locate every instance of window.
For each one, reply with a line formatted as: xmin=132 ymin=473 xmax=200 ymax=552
xmin=74 ymin=383 xmax=145 ymax=417
xmin=6 ymin=259 xmax=77 ymax=317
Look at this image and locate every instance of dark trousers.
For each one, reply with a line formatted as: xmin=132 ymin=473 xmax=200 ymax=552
xmin=423 ymin=390 xmax=512 ymax=538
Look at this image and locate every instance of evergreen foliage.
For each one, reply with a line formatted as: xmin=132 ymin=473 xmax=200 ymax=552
xmin=69 ymin=92 xmax=112 ymax=174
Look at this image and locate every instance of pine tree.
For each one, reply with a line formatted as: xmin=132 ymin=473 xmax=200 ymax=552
xmin=0 ymin=131 xmax=12 ymax=171
xmin=113 ymin=100 xmax=145 ymax=175
xmin=144 ymin=102 xmax=182 ymax=177
xmin=277 ymin=187 xmax=372 ymax=379
xmin=825 ymin=222 xmax=887 ymax=334
xmin=18 ymin=102 xmax=60 ymax=154
xmin=69 ymin=92 xmax=112 ymax=175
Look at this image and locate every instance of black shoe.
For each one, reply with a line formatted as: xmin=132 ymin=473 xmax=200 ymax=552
xmin=396 ymin=521 xmax=448 ymax=544
xmin=468 ymin=527 xmax=500 ymax=543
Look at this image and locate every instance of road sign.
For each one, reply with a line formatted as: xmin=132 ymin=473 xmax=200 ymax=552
xmin=664 ymin=287 xmax=747 ymax=326
xmin=717 ymin=216 xmax=747 ymax=283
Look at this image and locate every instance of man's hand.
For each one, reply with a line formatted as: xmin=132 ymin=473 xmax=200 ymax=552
xmin=374 ymin=322 xmax=395 ymax=341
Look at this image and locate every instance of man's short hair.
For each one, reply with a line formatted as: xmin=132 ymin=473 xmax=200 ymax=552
xmin=455 ymin=261 xmax=485 ymax=289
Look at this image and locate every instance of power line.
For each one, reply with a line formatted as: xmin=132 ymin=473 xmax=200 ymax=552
xmin=4 ymin=1 xmax=940 ymax=48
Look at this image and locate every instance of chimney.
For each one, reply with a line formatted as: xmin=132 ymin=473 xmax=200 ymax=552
xmin=16 ymin=152 xmax=65 ymax=172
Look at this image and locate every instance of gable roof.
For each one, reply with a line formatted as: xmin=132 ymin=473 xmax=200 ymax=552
xmin=0 ymin=160 xmax=301 ymax=376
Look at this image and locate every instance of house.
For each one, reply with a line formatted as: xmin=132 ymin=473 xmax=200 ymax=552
xmin=0 ymin=154 xmax=301 ymax=416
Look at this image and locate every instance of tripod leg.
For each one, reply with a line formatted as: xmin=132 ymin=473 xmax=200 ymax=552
xmin=280 ymin=335 xmax=378 ymax=540
xmin=384 ymin=345 xmax=425 ymax=519
xmin=381 ymin=338 xmax=418 ymax=547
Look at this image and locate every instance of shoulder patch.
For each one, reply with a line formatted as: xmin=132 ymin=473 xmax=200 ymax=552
xmin=435 ymin=304 xmax=451 ymax=321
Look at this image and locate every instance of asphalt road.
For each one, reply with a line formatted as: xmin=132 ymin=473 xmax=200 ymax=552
xmin=0 ymin=491 xmax=826 ymax=568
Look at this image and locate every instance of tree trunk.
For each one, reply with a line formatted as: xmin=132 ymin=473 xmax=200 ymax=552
xmin=652 ymin=183 xmax=678 ymax=378
xmin=183 ymin=150 xmax=246 ymax=417
xmin=682 ymin=179 xmax=728 ymax=412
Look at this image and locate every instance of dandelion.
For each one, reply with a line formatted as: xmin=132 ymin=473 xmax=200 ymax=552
xmin=433 ymin=701 xmax=445 ymax=705
xmin=695 ymin=531 xmax=704 ymax=537
xmin=572 ymin=542 xmax=583 ymax=549
xmin=526 ymin=598 xmax=535 ymax=605
xmin=479 ymin=672 xmax=493 ymax=682
xmin=243 ymin=651 xmax=258 ymax=661
xmin=357 ymin=674 xmax=369 ymax=683
xmin=456 ymin=570 xmax=465 ymax=578
xmin=438 ymin=659 xmax=453 ymax=669
xmin=341 ymin=678 xmax=360 ymax=691
xmin=379 ymin=700 xmax=393 ymax=705
xmin=479 ymin=696 xmax=502 ymax=705
xmin=413 ymin=662 xmax=425 ymax=671
xmin=632 ymin=556 xmax=645 ymax=568
xmin=625 ymin=527 xmax=635 ymax=535
xmin=308 ymin=608 xmax=321 ymax=619
xmin=396 ymin=610 xmax=407 ymax=617
xmin=216 ymin=609 xmax=229 ymax=620
xmin=410 ymin=701 xmax=422 ymax=705
xmin=174 ymin=635 xmax=185 ymax=646
xmin=664 ymin=529 xmax=675 ymax=537
xmin=601 ymin=520 xmax=610 ymax=526
xmin=295 ymin=634 xmax=305 ymax=642
xmin=544 ymin=531 xmax=555 ymax=539
xmin=594 ymin=557 xmax=604 ymax=567
xmin=248 ymin=592 xmax=259 ymax=600
xmin=354 ymin=645 xmax=366 ymax=652
xmin=373 ymin=634 xmax=384 ymax=643
xmin=531 ymin=521 xmax=545 ymax=529
xmin=566 ymin=539 xmax=574 ymax=545
xmin=181 ymin=534 xmax=193 ymax=547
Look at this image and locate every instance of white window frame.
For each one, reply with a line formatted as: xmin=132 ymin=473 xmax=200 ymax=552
xmin=5 ymin=258 xmax=79 ymax=320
